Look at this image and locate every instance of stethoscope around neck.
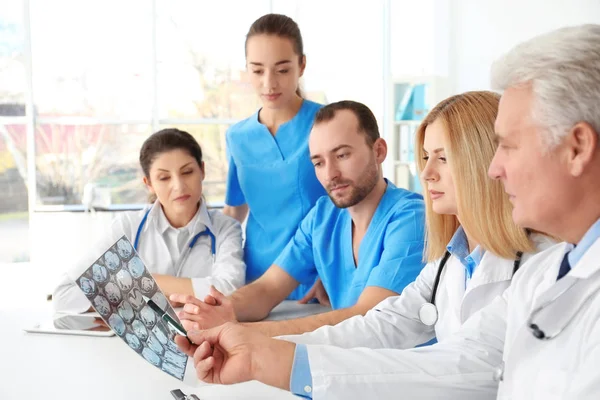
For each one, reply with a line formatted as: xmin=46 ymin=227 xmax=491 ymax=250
xmin=418 ymin=250 xmax=524 ymax=326
xmin=134 ymin=207 xmax=216 ymax=275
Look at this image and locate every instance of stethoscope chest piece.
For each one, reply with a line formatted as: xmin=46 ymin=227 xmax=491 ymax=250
xmin=419 ymin=303 xmax=438 ymax=326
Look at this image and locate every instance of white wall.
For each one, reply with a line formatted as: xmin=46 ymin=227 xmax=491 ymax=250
xmin=449 ymin=0 xmax=600 ymax=93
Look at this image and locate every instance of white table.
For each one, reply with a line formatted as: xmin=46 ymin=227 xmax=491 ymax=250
xmin=0 ymin=264 xmax=329 ymax=399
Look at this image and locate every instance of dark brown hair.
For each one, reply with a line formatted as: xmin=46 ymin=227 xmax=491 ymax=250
xmin=245 ymin=13 xmax=304 ymax=97
xmin=139 ymin=128 xmax=203 ymax=179
xmin=314 ymin=100 xmax=380 ymax=146
xmin=139 ymin=129 xmax=203 ymax=203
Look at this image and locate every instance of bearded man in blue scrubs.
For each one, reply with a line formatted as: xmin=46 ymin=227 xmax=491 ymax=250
xmin=172 ymin=100 xmax=425 ymax=337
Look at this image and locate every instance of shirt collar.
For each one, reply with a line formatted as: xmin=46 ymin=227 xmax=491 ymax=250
xmin=446 ymin=226 xmax=485 ymax=275
xmin=151 ymin=199 xmax=212 ymax=235
xmin=447 ymin=226 xmax=470 ymax=261
xmin=568 ymin=218 xmax=600 ymax=268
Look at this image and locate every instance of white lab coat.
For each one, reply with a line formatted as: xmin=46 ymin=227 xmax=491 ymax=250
xmin=299 ymin=237 xmax=600 ymax=400
xmin=282 ymin=234 xmax=554 ymax=349
xmin=53 ymin=200 xmax=245 ymax=314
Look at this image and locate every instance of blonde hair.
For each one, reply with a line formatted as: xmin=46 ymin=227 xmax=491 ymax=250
xmin=415 ymin=91 xmax=534 ymax=261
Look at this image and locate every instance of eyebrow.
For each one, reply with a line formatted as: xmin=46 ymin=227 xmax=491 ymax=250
xmin=310 ymin=144 xmax=353 ymax=160
xmin=249 ymin=60 xmax=292 ymax=67
xmin=157 ymin=162 xmax=193 ymax=172
xmin=422 ymin=147 xmax=444 ymax=154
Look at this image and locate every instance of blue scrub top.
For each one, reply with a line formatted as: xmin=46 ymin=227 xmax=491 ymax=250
xmin=225 ymin=99 xmax=326 ymax=299
xmin=275 ymin=180 xmax=426 ymax=309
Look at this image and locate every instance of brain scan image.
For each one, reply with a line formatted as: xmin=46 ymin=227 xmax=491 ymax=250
xmin=79 ymin=277 xmax=96 ymax=296
xmin=147 ymin=333 xmax=165 ymax=356
xmin=93 ymin=296 xmax=111 ymax=316
xmin=128 ymin=256 xmax=145 ymax=278
xmin=162 ymin=361 xmax=185 ymax=380
xmin=117 ymin=301 xmax=135 ymax=323
xmin=126 ymin=333 xmax=142 ymax=351
xmin=108 ymin=314 xmax=126 ymax=336
xmin=164 ymin=350 xmax=187 ymax=367
xmin=140 ymin=276 xmax=154 ymax=294
xmin=152 ymin=324 xmax=169 ymax=345
xmin=115 ymin=269 xmax=133 ymax=292
xmin=104 ymin=282 xmax=122 ymax=304
xmin=142 ymin=347 xmax=161 ymax=367
xmin=104 ymin=251 xmax=120 ymax=271
xmin=128 ymin=288 xmax=144 ymax=310
xmin=140 ymin=305 xmax=157 ymax=328
xmin=91 ymin=264 xmax=108 ymax=283
xmin=117 ymin=238 xmax=133 ymax=259
xmin=166 ymin=340 xmax=181 ymax=354
xmin=76 ymin=236 xmax=187 ymax=381
xmin=132 ymin=320 xmax=149 ymax=341
xmin=151 ymin=292 xmax=168 ymax=310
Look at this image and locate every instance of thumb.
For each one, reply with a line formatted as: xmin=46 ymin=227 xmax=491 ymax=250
xmin=203 ymin=294 xmax=218 ymax=306
xmin=209 ymin=285 xmax=228 ymax=304
xmin=187 ymin=325 xmax=222 ymax=346
xmin=297 ymin=286 xmax=316 ymax=304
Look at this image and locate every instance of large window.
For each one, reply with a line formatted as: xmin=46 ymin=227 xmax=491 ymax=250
xmin=34 ymin=123 xmax=151 ymax=206
xmin=0 ymin=0 xmax=28 ymax=262
xmin=1 ymin=0 xmax=443 ymax=263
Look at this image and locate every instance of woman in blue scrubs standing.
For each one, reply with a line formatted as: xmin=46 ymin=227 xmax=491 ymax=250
xmin=223 ymin=14 xmax=325 ymax=300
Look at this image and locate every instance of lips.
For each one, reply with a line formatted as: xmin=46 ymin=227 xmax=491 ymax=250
xmin=328 ymin=183 xmax=350 ymax=193
xmin=174 ymin=195 xmax=190 ymax=202
xmin=429 ymin=190 xmax=444 ymax=200
xmin=263 ymin=93 xmax=281 ymax=101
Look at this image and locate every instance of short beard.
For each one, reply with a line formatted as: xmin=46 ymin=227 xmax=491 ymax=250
xmin=327 ymin=159 xmax=380 ymax=208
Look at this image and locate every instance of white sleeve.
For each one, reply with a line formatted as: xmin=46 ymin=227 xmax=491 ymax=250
xmin=190 ymin=213 xmax=245 ymax=298
xmin=280 ymin=260 xmax=438 ymax=349
xmin=52 ymin=272 xmax=92 ymax=314
xmin=306 ymin=287 xmax=509 ymax=400
xmin=52 ymin=212 xmax=134 ymax=314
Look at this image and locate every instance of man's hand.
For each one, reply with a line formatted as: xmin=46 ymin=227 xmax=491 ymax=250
xmin=174 ymin=323 xmax=295 ymax=389
xmin=170 ymin=286 xmax=237 ymax=331
xmin=298 ymin=278 xmax=331 ymax=307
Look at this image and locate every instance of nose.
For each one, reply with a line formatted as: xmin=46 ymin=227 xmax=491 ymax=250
xmin=488 ymin=150 xmax=503 ymax=180
xmin=324 ymin=160 xmax=341 ymax=183
xmin=172 ymin=174 xmax=186 ymax=191
xmin=263 ymin=70 xmax=276 ymax=90
xmin=420 ymin=160 xmax=438 ymax=182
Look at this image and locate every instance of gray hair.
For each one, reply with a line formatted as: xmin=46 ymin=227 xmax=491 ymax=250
xmin=490 ymin=24 xmax=600 ymax=148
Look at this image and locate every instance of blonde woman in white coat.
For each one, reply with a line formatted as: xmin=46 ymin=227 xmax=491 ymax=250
xmin=53 ymin=128 xmax=245 ymax=314
xmin=280 ymin=91 xmax=554 ymax=349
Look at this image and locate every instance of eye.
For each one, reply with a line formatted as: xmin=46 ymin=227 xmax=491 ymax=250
xmin=278 ymin=69 xmax=289 ymax=74
xmin=252 ymin=70 xmax=263 ymax=75
xmin=422 ymin=156 xmax=429 ymax=161
xmin=182 ymin=170 xmax=193 ymax=175
xmin=158 ymin=176 xmax=170 ymax=181
xmin=313 ymin=161 xmax=322 ymax=168
xmin=438 ymin=156 xmax=447 ymax=162
xmin=337 ymin=153 xmax=349 ymax=160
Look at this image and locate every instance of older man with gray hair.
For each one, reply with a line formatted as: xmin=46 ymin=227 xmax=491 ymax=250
xmin=175 ymin=24 xmax=600 ymax=400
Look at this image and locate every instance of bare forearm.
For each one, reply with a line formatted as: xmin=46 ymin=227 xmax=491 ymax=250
xmin=230 ymin=284 xmax=280 ymax=322
xmin=153 ymin=275 xmax=194 ymax=298
xmin=253 ymin=338 xmax=295 ymax=391
xmin=245 ymin=306 xmax=362 ymax=337
xmin=223 ymin=204 xmax=248 ymax=223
